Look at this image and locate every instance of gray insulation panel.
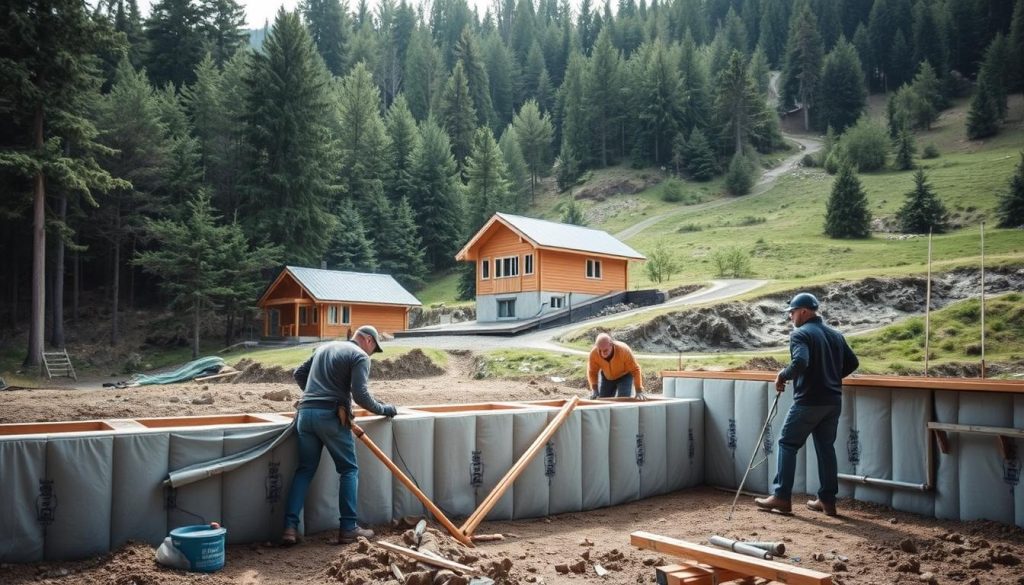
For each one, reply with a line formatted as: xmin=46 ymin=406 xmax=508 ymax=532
xmin=475 ymin=413 xmax=514 ymax=521
xmin=45 ymin=437 xmax=114 ymax=560
xmin=1016 ymin=396 xmax=1024 ymax=529
xmin=391 ymin=416 xmax=435 ymax=520
xmin=854 ymin=388 xmax=892 ymax=507
xmin=434 ymin=416 xmax=477 ymax=519
xmin=112 ymin=433 xmax=169 ymax=548
xmin=548 ymin=410 xmax=583 ymax=515
xmin=222 ymin=427 xmax=295 ymax=544
xmin=354 ymin=417 xmax=393 ymax=526
xmin=303 ymin=447 xmax=340 ymax=534
xmin=609 ymin=406 xmax=640 ymax=505
xmin=638 ymin=404 xmax=668 ymax=499
xmin=703 ymin=378 xmax=736 ymax=488
xmin=890 ymin=389 xmax=933 ymax=516
xmin=933 ymin=391 xmax=960 ymax=521
xmin=664 ymin=401 xmax=690 ymax=492
xmin=580 ymin=408 xmax=611 ymax=510
xmin=0 ymin=439 xmax=46 ymax=562
xmin=733 ymin=381 xmax=769 ymax=494
xmin=512 ymin=411 xmax=550 ymax=518
xmin=835 ymin=389 xmax=857 ymax=499
xmin=958 ymin=393 xmax=1014 ymax=524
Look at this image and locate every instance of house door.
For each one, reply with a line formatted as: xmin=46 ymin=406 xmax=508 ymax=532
xmin=268 ymin=309 xmax=280 ymax=336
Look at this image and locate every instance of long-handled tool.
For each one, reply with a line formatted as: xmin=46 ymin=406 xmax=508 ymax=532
xmin=727 ymin=389 xmax=782 ymax=521
xmin=350 ymin=420 xmax=474 ymax=547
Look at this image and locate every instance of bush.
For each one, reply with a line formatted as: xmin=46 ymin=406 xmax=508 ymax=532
xmin=922 ymin=143 xmax=940 ymax=159
xmin=677 ymin=223 xmax=703 ymax=233
xmin=724 ymin=151 xmax=757 ymax=196
xmin=644 ymin=242 xmax=682 ymax=284
xmin=661 ymin=179 xmax=685 ymax=202
xmin=710 ymin=246 xmax=752 ymax=277
xmin=823 ymin=150 xmax=843 ymax=175
xmin=840 ymin=117 xmax=890 ymax=171
xmin=801 ymin=153 xmax=817 ymax=167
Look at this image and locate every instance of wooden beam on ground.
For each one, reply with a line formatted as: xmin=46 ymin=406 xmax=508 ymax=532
xmin=375 ymin=541 xmax=479 ymax=575
xmin=632 ymin=532 xmax=832 ymax=585
xmin=194 ymin=370 xmax=242 ymax=382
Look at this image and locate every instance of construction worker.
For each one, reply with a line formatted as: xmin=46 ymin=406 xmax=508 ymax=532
xmin=587 ymin=332 xmax=646 ymax=399
xmin=282 ymin=325 xmax=398 ymax=546
xmin=755 ymin=292 xmax=859 ymax=516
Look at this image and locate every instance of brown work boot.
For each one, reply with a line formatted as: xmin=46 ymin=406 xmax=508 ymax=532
xmin=806 ymin=498 xmax=838 ymax=516
xmin=338 ymin=526 xmax=374 ymax=544
xmin=754 ymin=495 xmax=792 ymax=514
xmin=281 ymin=527 xmax=298 ymax=546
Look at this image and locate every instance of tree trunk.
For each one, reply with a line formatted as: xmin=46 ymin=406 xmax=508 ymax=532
xmin=735 ymin=110 xmax=744 ymax=155
xmin=73 ymin=246 xmax=79 ymax=324
xmin=51 ymin=191 xmax=66 ymax=348
xmin=24 ymin=104 xmax=46 ymax=370
xmin=224 ymin=310 xmax=234 ymax=348
xmin=128 ymin=235 xmax=136 ymax=309
xmin=600 ymin=115 xmax=607 ymax=167
xmin=193 ymin=301 xmax=200 ymax=359
xmin=111 ymin=207 xmax=121 ymax=346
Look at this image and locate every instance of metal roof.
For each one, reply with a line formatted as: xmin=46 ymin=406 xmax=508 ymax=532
xmin=496 ymin=213 xmax=645 ymax=260
xmin=286 ymin=266 xmax=421 ymax=306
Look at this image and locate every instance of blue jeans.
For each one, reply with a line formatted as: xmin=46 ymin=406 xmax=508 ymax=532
xmin=597 ymin=372 xmax=634 ymax=397
xmin=771 ymin=402 xmax=842 ymax=503
xmin=285 ymin=408 xmax=360 ymax=531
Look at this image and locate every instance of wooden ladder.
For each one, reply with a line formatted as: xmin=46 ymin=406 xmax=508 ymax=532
xmin=43 ymin=349 xmax=77 ymax=381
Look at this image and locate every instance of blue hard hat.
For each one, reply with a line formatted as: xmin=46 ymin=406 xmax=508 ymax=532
xmin=786 ymin=292 xmax=819 ymax=311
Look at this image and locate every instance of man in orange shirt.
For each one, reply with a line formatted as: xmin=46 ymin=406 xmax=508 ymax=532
xmin=587 ymin=333 xmax=646 ymax=399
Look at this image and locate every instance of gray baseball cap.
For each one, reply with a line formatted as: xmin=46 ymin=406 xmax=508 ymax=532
xmin=355 ymin=325 xmax=384 ymax=353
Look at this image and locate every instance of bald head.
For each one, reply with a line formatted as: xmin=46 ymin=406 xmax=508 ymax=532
xmin=595 ymin=333 xmax=614 ymax=359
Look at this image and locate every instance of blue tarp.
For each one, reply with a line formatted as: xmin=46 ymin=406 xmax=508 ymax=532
xmin=131 ymin=356 xmax=226 ymax=386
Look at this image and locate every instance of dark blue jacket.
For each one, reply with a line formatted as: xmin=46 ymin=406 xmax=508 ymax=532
xmin=779 ymin=316 xmax=859 ymax=405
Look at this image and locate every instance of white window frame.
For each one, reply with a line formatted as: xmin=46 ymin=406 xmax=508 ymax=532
xmin=342 ymin=305 xmax=351 ymax=325
xmin=480 ymin=258 xmax=490 ymax=280
xmin=524 ymin=253 xmax=534 ymax=275
xmin=586 ymin=259 xmax=603 ymax=279
xmin=327 ymin=305 xmax=339 ymax=325
xmin=550 ymin=295 xmax=564 ymax=309
xmin=497 ymin=298 xmax=516 ymax=318
xmin=495 ymin=255 xmax=520 ymax=278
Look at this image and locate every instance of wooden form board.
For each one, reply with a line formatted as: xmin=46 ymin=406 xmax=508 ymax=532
xmin=632 ymin=531 xmax=831 ymax=585
xmin=661 ymin=370 xmax=1024 ymax=395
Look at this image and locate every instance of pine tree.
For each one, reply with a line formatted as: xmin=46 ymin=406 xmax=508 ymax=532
xmin=897 ymin=169 xmax=948 ymax=234
xmin=334 ymin=62 xmax=389 ymax=220
xmin=997 ymin=152 xmax=1024 ymax=228
xmin=816 ymin=38 xmax=867 ymax=133
xmin=144 ymin=0 xmax=207 ymax=88
xmin=377 ymin=197 xmax=428 ymax=290
xmin=560 ymin=194 xmax=587 ymax=225
xmin=724 ymin=150 xmax=757 ymax=196
xmin=715 ymin=51 xmax=769 ymax=155
xmin=748 ymin=47 xmax=770 ymax=95
xmin=404 ymin=27 xmax=442 ymax=120
xmin=585 ymin=28 xmax=622 ymax=167
xmin=637 ymin=41 xmax=684 ymax=164
xmin=384 ymin=95 xmax=420 ymax=206
xmin=455 ymin=28 xmax=496 ymax=128
xmin=301 ymin=0 xmax=352 ymax=75
xmin=978 ymin=34 xmax=1010 ymax=121
xmin=888 ymin=31 xmax=913 ymax=89
xmin=557 ymin=52 xmax=590 ymax=186
xmin=241 ymin=9 xmax=337 ymax=265
xmin=499 ymin=126 xmax=531 ymax=212
xmin=685 ymin=128 xmax=718 ymax=181
xmin=325 ymin=202 xmax=377 ymax=272
xmin=677 ymin=32 xmax=711 ymax=138
xmin=967 ymin=78 xmax=1000 ymax=140
xmin=894 ymin=129 xmax=916 ymax=171
xmin=758 ymin=0 xmax=788 ymax=66
xmin=153 ymin=83 xmax=203 ymax=211
xmin=439 ymin=62 xmax=478 ymax=174
xmin=465 ymin=127 xmax=512 ymax=233
xmin=409 ymin=119 xmax=464 ymax=271
xmin=512 ymin=100 xmax=554 ymax=202
xmin=484 ymin=34 xmax=515 ymax=129
xmin=911 ymin=0 xmax=947 ymax=77
xmin=824 ymin=163 xmax=872 ymax=238
xmin=1011 ymin=0 xmax=1024 ymax=98
xmin=781 ymin=0 xmax=824 ymax=130
xmin=214 ymin=214 xmax=282 ymax=347
xmin=201 ymin=0 xmax=247 ymax=65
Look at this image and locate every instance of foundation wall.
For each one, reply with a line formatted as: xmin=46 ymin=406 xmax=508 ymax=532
xmin=0 ymin=397 xmax=701 ymax=563
xmin=662 ymin=373 xmax=1023 ymax=528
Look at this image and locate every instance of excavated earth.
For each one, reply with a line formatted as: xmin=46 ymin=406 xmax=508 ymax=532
xmin=565 ymin=267 xmax=1024 ymax=355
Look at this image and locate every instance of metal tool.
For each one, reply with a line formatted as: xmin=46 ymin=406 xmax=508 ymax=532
xmin=728 ymin=389 xmax=782 ymax=521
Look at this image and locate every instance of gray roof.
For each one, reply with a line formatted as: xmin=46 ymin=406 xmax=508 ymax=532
xmin=286 ymin=266 xmax=421 ymax=306
xmin=496 ymin=213 xmax=645 ymax=260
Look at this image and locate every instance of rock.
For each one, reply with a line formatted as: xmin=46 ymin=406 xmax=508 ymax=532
xmin=968 ymin=558 xmax=994 ymax=570
xmin=579 ymin=538 xmax=594 ymax=547
xmin=554 ymin=564 xmax=569 ymax=574
xmin=642 ymin=556 xmax=661 ymax=566
xmin=169 ymin=396 xmax=180 ymax=403
xmin=951 ymin=546 xmax=966 ymax=556
xmin=191 ymin=393 xmax=214 ymax=405
xmin=919 ymin=572 xmax=938 ymax=585
xmin=580 ymin=550 xmax=590 ymax=561
xmin=889 ymin=517 xmax=899 ymax=524
xmin=992 ymin=552 xmax=1021 ymax=566
xmin=604 ymin=562 xmax=621 ymax=571
xmin=966 ymin=578 xmax=981 ymax=585
xmin=569 ymin=560 xmax=586 ymax=574
xmin=262 ymin=389 xmax=293 ymax=401
xmin=900 ymin=539 xmax=918 ymax=554
xmin=831 ymin=562 xmax=847 ymax=572
xmin=812 ymin=553 xmax=826 ymax=562
xmin=945 ymin=533 xmax=965 ymax=544
xmin=404 ymin=570 xmax=434 ymax=585
xmin=896 ymin=558 xmax=921 ymax=573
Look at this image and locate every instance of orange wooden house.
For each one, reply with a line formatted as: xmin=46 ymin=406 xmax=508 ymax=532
xmin=455 ymin=213 xmax=645 ymax=322
xmin=257 ymin=266 xmax=421 ymax=340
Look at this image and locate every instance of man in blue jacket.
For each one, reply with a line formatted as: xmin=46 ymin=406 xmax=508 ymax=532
xmin=282 ymin=325 xmax=398 ymax=545
xmin=755 ymin=292 xmax=859 ymax=516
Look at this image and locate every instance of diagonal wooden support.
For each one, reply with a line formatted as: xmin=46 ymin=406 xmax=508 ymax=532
xmin=632 ymin=531 xmax=832 ymax=585
xmin=459 ymin=396 xmax=580 ymax=538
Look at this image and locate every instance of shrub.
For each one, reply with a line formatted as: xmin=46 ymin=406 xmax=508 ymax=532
xmin=724 ymin=151 xmax=757 ymax=196
xmin=677 ymin=223 xmax=703 ymax=233
xmin=710 ymin=246 xmax=752 ymax=277
xmin=644 ymin=242 xmax=682 ymax=284
xmin=801 ymin=154 xmax=817 ymax=167
xmin=661 ymin=179 xmax=685 ymax=202
xmin=922 ymin=143 xmax=940 ymax=159
xmin=840 ymin=117 xmax=890 ymax=171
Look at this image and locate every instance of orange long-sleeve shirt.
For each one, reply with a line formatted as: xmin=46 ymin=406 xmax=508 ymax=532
xmin=587 ymin=340 xmax=644 ymax=392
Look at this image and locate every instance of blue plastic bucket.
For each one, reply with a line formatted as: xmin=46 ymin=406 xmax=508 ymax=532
xmin=169 ymin=524 xmax=227 ymax=572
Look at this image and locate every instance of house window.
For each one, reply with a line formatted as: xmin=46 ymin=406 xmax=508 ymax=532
xmin=327 ymin=305 xmax=351 ymax=325
xmin=524 ymin=254 xmax=534 ymax=275
xmin=550 ymin=295 xmax=564 ymax=309
xmin=312 ymin=307 xmax=318 ymax=324
xmin=481 ymin=259 xmax=490 ymax=279
xmin=586 ymin=259 xmax=603 ymax=279
xmin=495 ymin=255 xmax=519 ymax=278
xmin=498 ymin=299 xmax=516 ymax=318
xmin=299 ymin=307 xmax=309 ymax=325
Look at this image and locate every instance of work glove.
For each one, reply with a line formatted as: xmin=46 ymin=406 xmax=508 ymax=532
xmin=635 ymin=391 xmax=648 ymax=401
xmin=589 ymin=390 xmax=598 ymax=400
xmin=380 ymin=404 xmax=398 ymax=418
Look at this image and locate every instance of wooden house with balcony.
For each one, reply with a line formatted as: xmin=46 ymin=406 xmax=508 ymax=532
xmin=257 ymin=266 xmax=421 ymax=340
xmin=455 ymin=213 xmax=645 ymax=322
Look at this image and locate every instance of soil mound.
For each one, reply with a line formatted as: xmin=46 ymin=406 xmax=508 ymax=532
xmin=372 ymin=349 xmax=445 ymax=380
xmin=231 ymin=358 xmax=295 ymax=384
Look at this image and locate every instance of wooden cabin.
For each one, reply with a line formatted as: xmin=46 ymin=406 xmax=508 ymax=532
xmin=257 ymin=266 xmax=421 ymax=340
xmin=455 ymin=213 xmax=645 ymax=322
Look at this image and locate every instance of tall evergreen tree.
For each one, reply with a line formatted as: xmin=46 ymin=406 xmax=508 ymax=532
xmin=677 ymin=32 xmax=711 ymax=137
xmin=637 ymin=40 xmax=684 ymax=164
xmin=978 ymin=34 xmax=1010 ymax=121
xmin=1 ymin=0 xmax=122 ymax=365
xmin=455 ymin=28 xmax=496 ymax=129
xmin=465 ymin=127 xmax=512 ymax=232
xmin=894 ymin=129 xmax=916 ymax=171
xmin=781 ymin=0 xmax=824 ymax=130
xmin=377 ymin=197 xmax=427 ymax=290
xmin=144 ymin=0 xmax=207 ymax=88
xmin=824 ymin=163 xmax=872 ymax=238
xmin=996 ymin=152 xmax=1024 ymax=228
xmin=897 ymin=169 xmax=948 ymax=234
xmin=714 ymin=51 xmax=769 ymax=155
xmin=911 ymin=0 xmax=948 ymax=77
xmin=758 ymin=0 xmax=789 ymax=66
xmin=325 ymin=201 xmax=377 ymax=272
xmin=512 ymin=100 xmax=554 ymax=201
xmin=201 ymin=0 xmax=248 ymax=65
xmin=584 ymin=28 xmax=622 ymax=167
xmin=684 ymin=128 xmax=718 ymax=180
xmin=816 ymin=38 xmax=867 ymax=133
xmin=499 ymin=126 xmax=531 ymax=211
xmin=383 ymin=95 xmax=420 ymax=206
xmin=301 ymin=0 xmax=352 ymax=76
xmin=404 ymin=27 xmax=442 ymax=120
xmin=334 ymin=62 xmax=389 ymax=222
xmin=409 ymin=119 xmax=464 ymax=270
xmin=241 ymin=9 xmax=337 ymax=265
xmin=483 ymin=34 xmax=516 ymax=129
xmin=1011 ymin=0 xmax=1024 ymax=98
xmin=113 ymin=0 xmax=148 ymax=69
xmin=967 ymin=77 xmax=1000 ymax=140
xmin=215 ymin=213 xmax=282 ymax=347
xmin=557 ymin=52 xmax=591 ymax=184
xmin=439 ymin=61 xmax=478 ymax=174
xmin=888 ymin=31 xmax=914 ymax=89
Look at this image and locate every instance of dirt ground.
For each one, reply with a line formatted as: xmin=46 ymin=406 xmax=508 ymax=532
xmin=2 ymin=353 xmax=1023 ymax=585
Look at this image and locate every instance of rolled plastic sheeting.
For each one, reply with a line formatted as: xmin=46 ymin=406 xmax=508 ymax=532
xmin=609 ymin=406 xmax=640 ymax=505
xmin=580 ymin=407 xmax=611 ymax=510
xmin=548 ymin=410 xmax=583 ymax=515
xmin=0 ymin=439 xmax=46 ymax=562
xmin=853 ymin=387 xmax=892 ymax=507
xmin=891 ymin=389 xmax=934 ymax=517
xmin=222 ymin=426 xmax=296 ymax=544
xmin=959 ymin=392 xmax=1014 ymax=524
xmin=703 ymin=378 xmax=736 ymax=488
xmin=354 ymin=417 xmax=394 ymax=526
xmin=112 ymin=433 xmax=170 ymax=548
xmin=638 ymin=403 xmax=668 ymax=499
xmin=391 ymin=416 xmax=435 ymax=520
xmin=933 ymin=391 xmax=960 ymax=521
xmin=664 ymin=400 xmax=691 ymax=492
xmin=168 ymin=431 xmax=223 ymax=530
xmin=434 ymin=415 xmax=477 ymax=519
xmin=511 ymin=411 xmax=550 ymax=519
xmin=166 ymin=421 xmax=294 ymax=488
xmin=45 ymin=437 xmax=114 ymax=560
xmin=733 ymin=381 xmax=769 ymax=494
xmin=474 ymin=413 xmax=514 ymax=521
